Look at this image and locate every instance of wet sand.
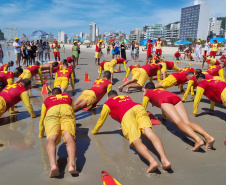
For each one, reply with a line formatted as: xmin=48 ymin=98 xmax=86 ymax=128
xmin=0 ymin=45 xmax=226 ymax=185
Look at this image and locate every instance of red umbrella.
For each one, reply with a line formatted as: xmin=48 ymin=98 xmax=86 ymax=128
xmin=109 ymin=38 xmax=116 ymax=42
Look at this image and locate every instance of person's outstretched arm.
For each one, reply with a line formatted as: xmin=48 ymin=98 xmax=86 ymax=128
xmin=218 ymin=69 xmax=225 ymax=81
xmin=39 ymin=104 xmax=47 ymax=138
xmin=38 ymin=68 xmax=44 ymax=85
xmin=193 ymin=87 xmax=204 ymax=116
xmin=98 ymin=67 xmax=102 ymax=78
xmin=182 ymin=80 xmax=194 ymax=102
xmin=125 ymin=68 xmax=131 ymax=79
xmin=92 ymin=104 xmax=111 ymax=134
xmin=106 ymin=84 xmax=112 ymax=100
xmin=20 ymin=91 xmax=36 ymax=118
xmin=156 ymin=70 xmax=161 ymax=82
xmin=70 ymin=73 xmax=75 ymax=92
xmin=142 ymin=96 xmax=150 ymax=109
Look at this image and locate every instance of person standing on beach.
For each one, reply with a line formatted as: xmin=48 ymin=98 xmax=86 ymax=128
xmin=0 ymin=44 xmax=3 ymax=65
xmin=21 ymin=42 xmax=27 ymax=69
xmin=210 ymin=39 xmax=219 ymax=59
xmin=143 ymin=39 xmax=152 ymax=64
xmin=13 ymin=37 xmax=21 ymax=67
xmin=131 ymin=41 xmax=135 ymax=62
xmin=72 ymin=41 xmax=80 ymax=66
xmin=134 ymin=41 xmax=139 ymax=62
xmin=52 ymin=40 xmax=61 ymax=62
xmin=31 ymin=41 xmax=37 ymax=65
xmin=44 ymin=42 xmax=51 ymax=63
xmin=204 ymin=39 xmax=211 ymax=56
xmin=111 ymin=42 xmax=116 ymax=59
xmin=26 ymin=41 xmax=32 ymax=66
xmin=115 ymin=41 xmax=120 ymax=59
xmin=154 ymin=37 xmax=163 ymax=56
xmin=194 ymin=40 xmax=202 ymax=62
xmin=120 ymin=41 xmax=126 ymax=60
xmin=95 ymin=39 xmax=104 ymax=65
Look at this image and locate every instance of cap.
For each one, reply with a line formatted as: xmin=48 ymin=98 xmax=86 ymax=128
xmin=147 ymin=39 xmax=151 ymax=42
xmin=99 ymin=39 xmax=103 ymax=42
xmin=158 ymin=37 xmax=161 ymax=39
xmin=15 ymin=37 xmax=19 ymax=40
xmin=186 ymin=48 xmax=189 ymax=51
xmin=202 ymin=54 xmax=207 ymax=57
xmin=214 ymin=39 xmax=217 ymax=42
xmin=220 ymin=56 xmax=226 ymax=60
xmin=74 ymin=40 xmax=77 ymax=43
xmin=176 ymin=51 xmax=179 ymax=53
xmin=54 ymin=40 xmax=57 ymax=43
xmin=197 ymin=40 xmax=201 ymax=43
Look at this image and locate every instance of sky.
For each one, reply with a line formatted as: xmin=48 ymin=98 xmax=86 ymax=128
xmin=0 ymin=0 xmax=225 ymax=38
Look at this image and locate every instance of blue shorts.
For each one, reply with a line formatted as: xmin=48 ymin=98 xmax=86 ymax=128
xmin=115 ymin=50 xmax=120 ymax=55
xmin=112 ymin=50 xmax=116 ymax=55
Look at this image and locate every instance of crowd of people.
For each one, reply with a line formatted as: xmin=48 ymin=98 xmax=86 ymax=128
xmin=0 ymin=36 xmax=226 ymax=179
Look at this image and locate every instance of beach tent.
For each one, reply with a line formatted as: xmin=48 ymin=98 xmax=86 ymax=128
xmin=174 ymin=40 xmax=192 ymax=45
xmin=210 ymin=37 xmax=226 ymax=43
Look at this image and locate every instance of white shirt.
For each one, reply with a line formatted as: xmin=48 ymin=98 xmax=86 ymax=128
xmin=13 ymin=41 xmax=21 ymax=53
xmin=204 ymin=42 xmax=210 ymax=51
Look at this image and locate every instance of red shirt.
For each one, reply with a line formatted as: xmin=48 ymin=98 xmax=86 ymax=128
xmin=129 ymin=64 xmax=140 ymax=70
xmin=172 ymin=67 xmax=195 ymax=85
xmin=0 ymin=83 xmax=27 ymax=109
xmin=190 ymin=74 xmax=214 ymax=87
xmin=88 ymin=78 xmax=111 ymax=103
xmin=206 ymin=65 xmax=222 ymax=76
xmin=224 ymin=60 xmax=226 ymax=67
xmin=0 ymin=64 xmax=8 ymax=71
xmin=198 ymin=79 xmax=226 ymax=104
xmin=105 ymin=96 xmax=140 ymax=123
xmin=162 ymin=61 xmax=174 ymax=70
xmin=174 ymin=52 xmax=181 ymax=58
xmin=142 ymin=64 xmax=161 ymax=77
xmin=100 ymin=61 xmax=110 ymax=70
xmin=147 ymin=43 xmax=152 ymax=56
xmin=116 ymin=58 xmax=126 ymax=64
xmin=144 ymin=89 xmax=180 ymax=108
xmin=44 ymin=93 xmax=72 ymax=113
xmin=95 ymin=43 xmax=101 ymax=52
xmin=56 ymin=68 xmax=73 ymax=79
xmin=0 ymin=71 xmax=14 ymax=84
xmin=66 ymin=57 xmax=73 ymax=63
xmin=53 ymin=66 xmax=59 ymax=73
xmin=27 ymin=65 xmax=40 ymax=77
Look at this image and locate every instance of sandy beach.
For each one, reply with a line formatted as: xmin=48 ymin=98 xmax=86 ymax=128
xmin=0 ymin=45 xmax=226 ymax=185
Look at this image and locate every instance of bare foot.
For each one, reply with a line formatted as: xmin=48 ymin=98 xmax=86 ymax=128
xmin=68 ymin=166 xmax=79 ymax=175
xmin=126 ymin=86 xmax=129 ymax=93
xmin=205 ymin=137 xmax=215 ymax=149
xmin=192 ymin=140 xmax=204 ymax=151
xmin=49 ymin=166 xmax=60 ymax=178
xmin=161 ymin=160 xmax=171 ymax=170
xmin=146 ymin=161 xmax=158 ymax=174
xmin=118 ymin=86 xmax=123 ymax=92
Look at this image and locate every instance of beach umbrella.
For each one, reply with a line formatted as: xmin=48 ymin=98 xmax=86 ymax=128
xmin=109 ymin=38 xmax=116 ymax=42
xmin=31 ymin=30 xmax=48 ymax=37
xmin=84 ymin=40 xmax=91 ymax=43
xmin=124 ymin=39 xmax=129 ymax=43
xmin=140 ymin=38 xmax=155 ymax=46
xmin=174 ymin=40 xmax=192 ymax=45
xmin=210 ymin=37 xmax=226 ymax=43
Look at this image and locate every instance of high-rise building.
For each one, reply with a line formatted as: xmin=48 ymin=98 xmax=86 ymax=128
xmin=58 ymin=31 xmax=67 ymax=43
xmin=165 ymin=23 xmax=180 ymax=40
xmin=80 ymin=32 xmax=85 ymax=40
xmin=3 ymin=26 xmax=18 ymax=41
xmin=180 ymin=0 xmax=210 ymax=40
xmin=96 ymin=26 xmax=99 ymax=37
xmin=145 ymin=24 xmax=165 ymax=39
xmin=21 ymin=34 xmax=29 ymax=41
xmin=89 ymin=22 xmax=96 ymax=42
xmin=209 ymin=17 xmax=222 ymax=36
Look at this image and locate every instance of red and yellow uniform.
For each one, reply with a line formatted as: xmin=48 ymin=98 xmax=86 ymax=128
xmin=185 ymin=51 xmax=193 ymax=59
xmin=0 ymin=64 xmax=8 ymax=71
xmin=39 ymin=94 xmax=75 ymax=144
xmin=98 ymin=59 xmax=118 ymax=78
xmin=78 ymin=78 xmax=112 ymax=108
xmin=204 ymin=65 xmax=225 ymax=81
xmin=115 ymin=58 xmax=127 ymax=72
xmin=147 ymin=43 xmax=152 ymax=57
xmin=174 ymin=52 xmax=181 ymax=58
xmin=0 ymin=71 xmax=14 ymax=85
xmin=155 ymin=41 xmax=163 ymax=55
xmin=193 ymin=79 xmax=226 ymax=115
xmin=161 ymin=67 xmax=195 ymax=89
xmin=54 ymin=68 xmax=74 ymax=91
xmin=152 ymin=55 xmax=164 ymax=63
xmin=0 ymin=83 xmax=35 ymax=117
xmin=66 ymin=57 xmax=73 ymax=63
xmin=95 ymin=43 xmax=102 ymax=58
xmin=143 ymin=88 xmax=181 ymax=118
xmin=159 ymin=61 xmax=180 ymax=73
xmin=125 ymin=64 xmax=140 ymax=79
xmin=19 ymin=65 xmax=43 ymax=84
xmin=210 ymin=43 xmax=219 ymax=56
xmin=132 ymin=64 xmax=161 ymax=86
xmin=182 ymin=74 xmax=224 ymax=101
xmin=49 ymin=60 xmax=62 ymax=72
xmin=92 ymin=95 xmax=152 ymax=145
xmin=203 ymin=58 xmax=221 ymax=66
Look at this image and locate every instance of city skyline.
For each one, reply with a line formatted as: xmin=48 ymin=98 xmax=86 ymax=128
xmin=0 ymin=0 xmax=225 ymax=37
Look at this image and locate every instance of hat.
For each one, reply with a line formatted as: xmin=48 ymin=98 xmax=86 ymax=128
xmin=54 ymin=40 xmax=57 ymax=43
xmin=15 ymin=37 xmax=19 ymax=40
xmin=99 ymin=39 xmax=103 ymax=42
xmin=147 ymin=39 xmax=151 ymax=42
xmin=197 ymin=40 xmax=201 ymax=43
xmin=176 ymin=51 xmax=179 ymax=53
xmin=202 ymin=54 xmax=207 ymax=57
xmin=186 ymin=49 xmax=189 ymax=51
xmin=158 ymin=37 xmax=161 ymax=39
xmin=220 ymin=56 xmax=226 ymax=60
xmin=214 ymin=39 xmax=217 ymax=42
xmin=74 ymin=40 xmax=77 ymax=43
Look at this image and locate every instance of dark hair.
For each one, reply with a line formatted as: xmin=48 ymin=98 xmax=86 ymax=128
xmin=186 ymin=71 xmax=194 ymax=76
xmin=72 ymin=55 xmax=75 ymax=58
xmin=63 ymin=59 xmax=67 ymax=63
xmin=144 ymin=82 xmax=155 ymax=90
xmin=0 ymin=81 xmax=6 ymax=89
xmin=155 ymin=60 xmax=160 ymax=63
xmin=103 ymin=71 xmax=111 ymax=79
xmin=53 ymin=62 xmax=59 ymax=67
xmin=21 ymin=78 xmax=31 ymax=87
xmin=14 ymin=67 xmax=23 ymax=74
xmin=108 ymin=90 xmax=118 ymax=97
xmin=63 ymin=60 xmax=68 ymax=68
xmin=8 ymin=61 xmax=14 ymax=65
xmin=52 ymin=88 xmax=62 ymax=95
xmin=195 ymin=69 xmax=202 ymax=75
xmin=158 ymin=64 xmax=162 ymax=69
xmin=196 ymin=73 xmax=206 ymax=80
xmin=35 ymin=61 xmax=40 ymax=66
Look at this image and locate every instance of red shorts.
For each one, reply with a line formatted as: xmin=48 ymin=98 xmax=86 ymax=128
xmin=155 ymin=49 xmax=162 ymax=55
xmin=162 ymin=95 xmax=181 ymax=106
xmin=69 ymin=66 xmax=72 ymax=70
xmin=54 ymin=52 xmax=60 ymax=58
xmin=210 ymin=51 xmax=217 ymax=56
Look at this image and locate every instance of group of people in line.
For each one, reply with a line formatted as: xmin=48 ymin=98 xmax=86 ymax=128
xmin=0 ymin=36 xmax=226 ymax=179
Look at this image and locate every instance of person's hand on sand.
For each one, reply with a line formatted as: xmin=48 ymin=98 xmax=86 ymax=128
xmin=192 ymin=114 xmax=196 ymax=117
xmin=92 ymin=130 xmax=97 ymax=134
